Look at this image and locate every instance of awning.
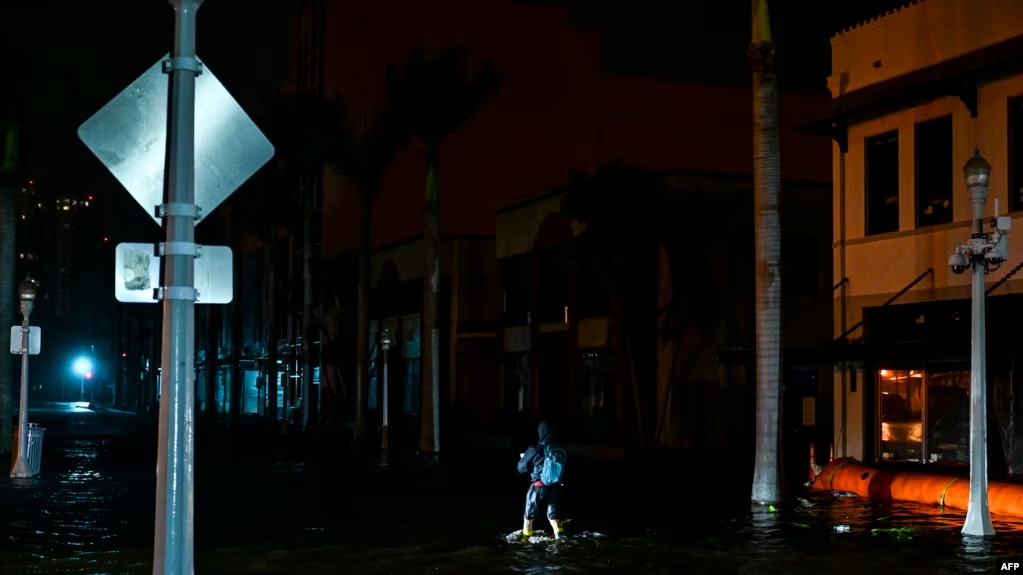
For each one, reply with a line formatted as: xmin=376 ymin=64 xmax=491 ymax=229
xmin=800 ymin=34 xmax=1023 ymax=143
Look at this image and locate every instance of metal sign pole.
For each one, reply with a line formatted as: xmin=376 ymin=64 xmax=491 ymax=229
xmin=78 ymin=4 xmax=271 ymax=566
xmin=154 ymin=1 xmax=203 ymax=573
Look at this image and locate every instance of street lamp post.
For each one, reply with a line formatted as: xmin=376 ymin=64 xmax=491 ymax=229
xmin=948 ymin=148 xmax=1010 ymax=537
xmin=72 ymin=356 xmax=94 ymax=404
xmin=10 ymin=275 xmax=39 ymax=479
xmin=380 ymin=328 xmax=391 ymax=450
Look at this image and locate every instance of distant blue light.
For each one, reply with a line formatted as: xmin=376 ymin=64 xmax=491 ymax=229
xmin=72 ymin=356 xmax=93 ymax=377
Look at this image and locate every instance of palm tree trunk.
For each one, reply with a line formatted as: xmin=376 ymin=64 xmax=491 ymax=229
xmin=302 ymin=176 xmax=317 ymax=431
xmin=354 ymin=188 xmax=372 ymax=444
xmin=419 ymin=150 xmax=441 ymax=453
xmin=0 ymin=181 xmax=14 ymax=454
xmin=749 ymin=0 xmax=784 ymax=504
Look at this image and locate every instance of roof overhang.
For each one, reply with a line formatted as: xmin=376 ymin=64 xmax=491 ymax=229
xmin=800 ymin=34 xmax=1023 ymax=152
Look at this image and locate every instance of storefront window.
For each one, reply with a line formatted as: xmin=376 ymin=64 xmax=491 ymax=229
xmin=879 ymin=368 xmax=969 ymax=463
xmin=880 ymin=369 xmax=923 ymax=461
xmin=401 ymin=314 xmax=421 ymax=415
xmin=579 ymin=350 xmax=614 ymax=418
xmin=578 ymin=350 xmax=615 ymax=441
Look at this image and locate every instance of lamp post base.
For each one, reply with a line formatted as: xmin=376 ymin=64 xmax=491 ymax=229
xmin=10 ymin=455 xmax=31 ymax=479
xmin=962 ymin=506 xmax=995 ymax=537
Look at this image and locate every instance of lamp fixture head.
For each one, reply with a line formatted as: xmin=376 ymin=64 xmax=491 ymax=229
xmin=18 ymin=275 xmax=39 ymax=302
xmin=963 ymin=147 xmax=991 ymax=189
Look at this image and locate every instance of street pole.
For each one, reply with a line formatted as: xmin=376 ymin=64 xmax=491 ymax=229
xmin=154 ymin=0 xmax=202 ymax=573
xmin=962 ymin=149 xmax=995 ymax=537
xmin=381 ymin=328 xmax=391 ymax=450
xmin=10 ymin=275 xmax=37 ymax=479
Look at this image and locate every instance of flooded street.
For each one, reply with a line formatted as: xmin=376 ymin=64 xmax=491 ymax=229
xmin=3 ymin=404 xmax=1023 ymax=574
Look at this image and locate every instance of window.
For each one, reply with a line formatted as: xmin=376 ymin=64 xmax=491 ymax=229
xmin=579 ymin=350 xmax=615 ymax=417
xmin=878 ymin=368 xmax=968 ymax=463
xmin=1009 ymin=96 xmax=1023 ymax=211
xmin=538 ymin=244 xmax=571 ymax=323
xmin=866 ymin=130 xmax=900 ymax=235
xmin=879 ymin=369 xmax=924 ymax=461
xmin=915 ymin=116 xmax=953 ymax=227
xmin=502 ymin=255 xmax=530 ymax=326
xmin=576 ymin=233 xmax=610 ymax=318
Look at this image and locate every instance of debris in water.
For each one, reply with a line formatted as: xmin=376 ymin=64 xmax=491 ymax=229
xmin=870 ymin=526 xmax=915 ymax=540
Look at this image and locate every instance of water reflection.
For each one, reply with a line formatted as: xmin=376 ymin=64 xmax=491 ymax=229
xmin=6 ymin=412 xmax=1023 ymax=574
xmin=958 ymin=534 xmax=996 ymax=572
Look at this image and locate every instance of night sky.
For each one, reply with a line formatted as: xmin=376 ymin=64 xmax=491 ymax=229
xmin=0 ymin=0 xmax=296 ymax=238
xmin=526 ymin=0 xmax=914 ymax=92
xmin=0 ymin=0 xmax=909 ymax=215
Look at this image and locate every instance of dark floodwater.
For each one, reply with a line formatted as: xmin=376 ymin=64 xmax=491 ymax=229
xmin=3 ymin=406 xmax=1023 ymax=574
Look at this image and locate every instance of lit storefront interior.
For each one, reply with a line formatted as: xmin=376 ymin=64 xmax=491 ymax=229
xmin=877 ymin=368 xmax=969 ymax=463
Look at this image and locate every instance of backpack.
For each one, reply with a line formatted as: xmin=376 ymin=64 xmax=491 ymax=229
xmin=540 ymin=444 xmax=567 ymax=485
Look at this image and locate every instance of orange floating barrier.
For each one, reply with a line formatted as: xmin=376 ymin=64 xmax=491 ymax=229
xmin=812 ymin=457 xmax=1023 ymax=518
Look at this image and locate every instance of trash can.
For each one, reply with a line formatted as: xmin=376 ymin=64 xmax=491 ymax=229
xmin=25 ymin=423 xmax=45 ymax=476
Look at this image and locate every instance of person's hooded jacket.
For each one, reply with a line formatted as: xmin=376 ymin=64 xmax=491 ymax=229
xmin=517 ymin=421 xmax=556 ymax=484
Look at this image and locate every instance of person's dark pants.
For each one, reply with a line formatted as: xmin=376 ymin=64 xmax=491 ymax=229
xmin=524 ymin=483 xmax=562 ymax=520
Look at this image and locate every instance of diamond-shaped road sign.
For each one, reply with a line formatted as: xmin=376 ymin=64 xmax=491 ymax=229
xmin=77 ymin=54 xmax=274 ymax=226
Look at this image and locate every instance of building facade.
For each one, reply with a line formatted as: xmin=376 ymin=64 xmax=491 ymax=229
xmin=804 ymin=0 xmax=1023 ymax=474
xmin=206 ymin=0 xmax=840 ymax=454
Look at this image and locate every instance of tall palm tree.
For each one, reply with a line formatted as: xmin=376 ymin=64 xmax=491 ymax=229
xmin=387 ymin=47 xmax=500 ymax=453
xmin=331 ymin=108 xmax=408 ymax=445
xmin=749 ymin=0 xmax=784 ymax=504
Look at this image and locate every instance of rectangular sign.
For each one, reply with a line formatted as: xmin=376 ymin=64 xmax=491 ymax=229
xmin=9 ymin=326 xmax=41 ymax=355
xmin=115 ymin=243 xmax=160 ymax=303
xmin=115 ymin=243 xmax=234 ymax=304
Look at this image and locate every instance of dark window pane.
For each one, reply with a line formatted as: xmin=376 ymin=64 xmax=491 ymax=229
xmin=502 ymin=255 xmax=530 ymax=327
xmin=915 ymin=116 xmax=953 ymax=227
xmin=576 ymin=233 xmax=610 ymax=318
xmin=866 ymin=130 xmax=900 ymax=235
xmin=538 ymin=245 xmax=570 ymax=323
